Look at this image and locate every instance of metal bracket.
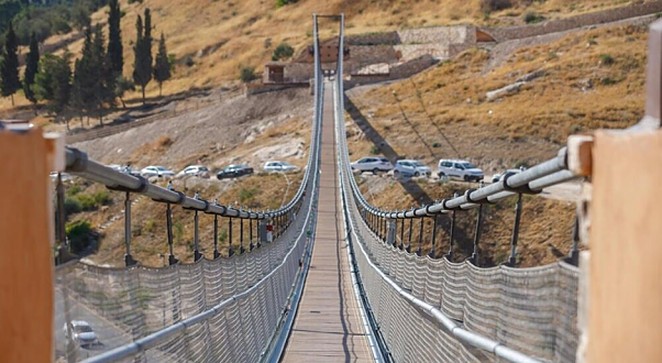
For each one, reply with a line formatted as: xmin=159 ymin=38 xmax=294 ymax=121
xmin=465 ymin=189 xmax=494 ymax=204
xmin=502 ymin=173 xmax=541 ymax=194
xmin=152 ymin=190 xmax=186 ymax=204
xmin=107 ymin=175 xmax=149 ymax=193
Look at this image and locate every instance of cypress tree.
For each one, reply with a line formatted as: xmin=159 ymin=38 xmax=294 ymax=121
xmin=92 ymin=25 xmax=110 ymax=123
xmin=71 ymin=27 xmax=93 ymax=113
xmin=153 ymin=33 xmax=171 ymax=97
xmin=23 ymin=32 xmax=40 ymax=105
xmin=107 ymin=0 xmax=123 ymax=76
xmin=1 ymin=22 xmax=20 ymax=106
xmin=133 ymin=9 xmax=152 ymax=105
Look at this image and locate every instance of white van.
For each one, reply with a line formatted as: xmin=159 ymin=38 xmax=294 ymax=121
xmin=437 ymin=159 xmax=484 ymax=182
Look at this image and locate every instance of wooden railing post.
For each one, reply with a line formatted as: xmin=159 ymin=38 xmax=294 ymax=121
xmin=0 ymin=127 xmax=61 ymax=363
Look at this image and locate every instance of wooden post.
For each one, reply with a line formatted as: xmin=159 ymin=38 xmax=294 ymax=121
xmin=585 ymin=18 xmax=662 ymax=363
xmin=588 ymin=129 xmax=662 ymax=362
xmin=0 ymin=127 xmax=61 ymax=363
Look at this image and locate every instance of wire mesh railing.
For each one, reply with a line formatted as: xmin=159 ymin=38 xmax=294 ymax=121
xmin=54 ymin=15 xmax=325 ymax=363
xmin=332 ymin=13 xmax=580 ymax=363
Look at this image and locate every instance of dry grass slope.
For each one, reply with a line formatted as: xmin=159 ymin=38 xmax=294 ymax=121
xmin=0 ymin=0 xmax=632 ymax=113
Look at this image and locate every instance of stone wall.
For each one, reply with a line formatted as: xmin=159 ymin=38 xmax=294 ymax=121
xmin=485 ymin=0 xmax=662 ymax=41
xmin=284 ymin=63 xmax=314 ymax=83
xmin=397 ymin=25 xmax=470 ymax=46
xmin=346 ymin=54 xmax=438 ymax=89
xmin=346 ymin=31 xmax=401 ymax=45
xmin=348 ymin=45 xmax=401 ymax=68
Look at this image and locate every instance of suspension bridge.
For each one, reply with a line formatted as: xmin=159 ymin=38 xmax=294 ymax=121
xmin=3 ymin=13 xmax=662 ymax=363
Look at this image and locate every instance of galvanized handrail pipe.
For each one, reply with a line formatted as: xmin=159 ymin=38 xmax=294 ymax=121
xmin=343 ymin=146 xmax=575 ymax=219
xmin=65 ymin=126 xmax=320 ymax=221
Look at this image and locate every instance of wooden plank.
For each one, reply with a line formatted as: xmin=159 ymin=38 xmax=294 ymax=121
xmin=0 ymin=129 xmax=55 ymax=363
xmin=588 ymin=129 xmax=662 ymax=362
xmin=281 ymin=82 xmax=373 ymax=362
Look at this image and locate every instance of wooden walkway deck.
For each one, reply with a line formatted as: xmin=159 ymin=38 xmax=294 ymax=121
xmin=281 ymin=82 xmax=374 ymax=363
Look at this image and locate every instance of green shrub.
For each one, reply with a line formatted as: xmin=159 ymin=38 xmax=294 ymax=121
xmin=600 ymin=77 xmax=618 ymax=86
xmin=92 ymin=190 xmax=112 ymax=206
xmin=276 ymin=0 xmax=298 ymax=7
xmin=480 ymin=0 xmax=512 ymax=13
xmin=523 ymin=11 xmax=545 ymax=24
xmin=64 ymin=198 xmax=82 ymax=215
xmin=369 ymin=145 xmax=380 ymax=155
xmin=239 ymin=66 xmax=257 ymax=83
xmin=66 ymin=184 xmax=82 ymax=197
xmin=66 ymin=219 xmax=93 ymax=254
xmin=73 ymin=193 xmax=97 ymax=211
xmin=599 ymin=54 xmax=615 ymax=66
xmin=272 ymin=43 xmax=294 ymax=61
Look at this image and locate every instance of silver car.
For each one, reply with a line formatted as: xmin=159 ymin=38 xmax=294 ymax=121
xmin=140 ymin=165 xmax=175 ymax=179
xmin=263 ymin=161 xmax=298 ymax=173
xmin=63 ymin=320 xmax=99 ymax=347
xmin=393 ymin=159 xmax=432 ymax=177
xmin=176 ymin=165 xmax=210 ymax=178
xmin=351 ymin=157 xmax=393 ymax=174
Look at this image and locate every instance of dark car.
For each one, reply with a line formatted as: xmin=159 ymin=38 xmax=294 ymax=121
xmin=216 ymin=164 xmax=254 ymax=179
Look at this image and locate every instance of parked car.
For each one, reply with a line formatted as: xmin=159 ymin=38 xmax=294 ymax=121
xmin=351 ymin=157 xmax=393 ymax=174
xmin=438 ymin=159 xmax=484 ymax=182
xmin=492 ymin=167 xmax=525 ymax=183
xmin=393 ymin=159 xmax=432 ymax=177
xmin=263 ymin=161 xmax=298 ymax=173
xmin=63 ymin=320 xmax=99 ymax=347
xmin=140 ymin=166 xmax=175 ymax=179
xmin=176 ymin=165 xmax=210 ymax=178
xmin=217 ymin=164 xmax=254 ymax=179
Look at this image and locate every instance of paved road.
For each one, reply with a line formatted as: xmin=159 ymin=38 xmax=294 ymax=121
xmin=54 ymin=288 xmax=131 ymax=362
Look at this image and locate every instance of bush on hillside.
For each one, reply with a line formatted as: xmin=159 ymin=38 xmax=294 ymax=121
xmin=276 ymin=0 xmax=298 ymax=7
xmin=480 ymin=0 xmax=512 ymax=13
xmin=239 ymin=66 xmax=258 ymax=83
xmin=523 ymin=11 xmax=545 ymax=24
xmin=272 ymin=43 xmax=294 ymax=61
xmin=66 ymin=219 xmax=94 ymax=254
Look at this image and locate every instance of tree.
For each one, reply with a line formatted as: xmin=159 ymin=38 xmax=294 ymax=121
xmin=34 ymin=53 xmax=72 ymax=125
xmin=71 ymin=25 xmax=114 ymax=125
xmin=1 ymin=22 xmax=20 ymax=105
xmin=107 ymin=0 xmax=123 ymax=76
xmin=92 ymin=24 xmax=114 ymax=124
xmin=153 ymin=33 xmax=171 ymax=96
xmin=114 ymin=76 xmax=134 ymax=109
xmin=71 ymin=26 xmax=95 ymax=124
xmin=132 ymin=9 xmax=152 ymax=104
xmin=23 ymin=32 xmax=40 ymax=105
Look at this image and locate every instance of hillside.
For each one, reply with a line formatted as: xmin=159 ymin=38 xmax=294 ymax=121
xmin=340 ymin=20 xmax=649 ymax=266
xmin=0 ymin=0 xmax=636 ymax=114
xmin=49 ymin=1 xmax=653 ymax=267
xmin=345 ymin=22 xmax=646 ymax=173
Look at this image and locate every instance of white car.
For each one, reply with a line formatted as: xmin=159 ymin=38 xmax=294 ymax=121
xmin=263 ymin=161 xmax=298 ymax=173
xmin=140 ymin=165 xmax=175 ymax=179
xmin=351 ymin=157 xmax=393 ymax=174
xmin=63 ymin=320 xmax=99 ymax=347
xmin=492 ymin=167 xmax=525 ymax=183
xmin=438 ymin=159 xmax=484 ymax=182
xmin=176 ymin=165 xmax=210 ymax=178
xmin=393 ymin=159 xmax=432 ymax=177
